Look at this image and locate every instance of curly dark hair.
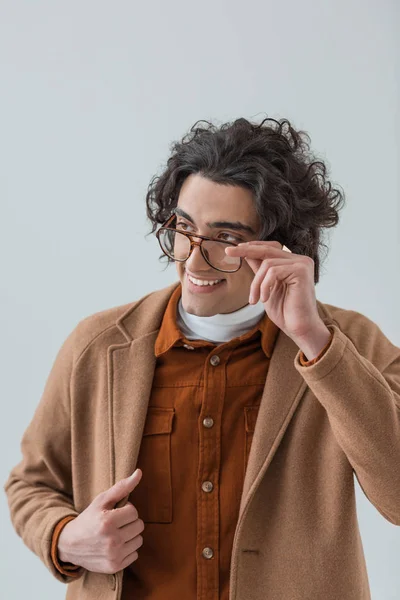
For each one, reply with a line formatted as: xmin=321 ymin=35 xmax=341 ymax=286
xmin=145 ymin=116 xmax=346 ymax=284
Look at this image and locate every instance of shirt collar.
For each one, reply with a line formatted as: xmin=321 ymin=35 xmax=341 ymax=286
xmin=154 ymin=283 xmax=280 ymax=359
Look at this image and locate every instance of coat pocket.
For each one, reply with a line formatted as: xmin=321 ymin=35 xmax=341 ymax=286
xmin=243 ymin=406 xmax=260 ymax=480
xmin=131 ymin=406 xmax=175 ymax=523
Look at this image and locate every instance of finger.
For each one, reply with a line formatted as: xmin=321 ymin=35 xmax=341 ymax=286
xmin=120 ymin=550 xmax=139 ymax=570
xmin=243 ymin=241 xmax=292 ymax=253
xmin=99 ymin=469 xmax=143 ymax=511
xmin=249 ymin=262 xmax=270 ymax=304
xmin=259 ymin=263 xmax=294 ymax=302
xmin=113 ymin=501 xmax=139 ymax=528
xmin=123 ymin=534 xmax=143 ymax=554
xmin=250 ymin=259 xmax=293 ymax=304
xmin=241 ymin=240 xmax=283 ymax=249
xmin=243 ymin=256 xmax=263 ymax=275
xmin=119 ymin=516 xmax=145 ymax=542
xmin=225 ymin=244 xmax=292 ymax=258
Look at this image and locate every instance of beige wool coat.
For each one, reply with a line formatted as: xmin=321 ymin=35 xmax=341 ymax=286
xmin=4 ymin=280 xmax=400 ymax=600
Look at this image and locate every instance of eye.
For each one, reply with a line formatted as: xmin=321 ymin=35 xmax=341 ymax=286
xmin=176 ymin=221 xmax=191 ymax=230
xmin=176 ymin=222 xmax=241 ymax=243
xmin=217 ymin=232 xmax=242 ymax=243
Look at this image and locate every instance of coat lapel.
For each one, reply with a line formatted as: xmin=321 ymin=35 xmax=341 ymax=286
xmin=108 ymin=333 xmax=159 ymax=509
xmin=108 ymin=283 xmax=178 ymax=509
xmin=238 ymin=328 xmax=308 ymax=519
xmin=239 ymin=300 xmax=334 ymax=520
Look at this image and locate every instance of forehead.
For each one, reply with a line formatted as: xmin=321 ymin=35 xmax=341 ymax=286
xmin=177 ymin=173 xmax=259 ymax=228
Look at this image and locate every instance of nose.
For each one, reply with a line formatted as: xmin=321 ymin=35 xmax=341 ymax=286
xmin=185 ymin=242 xmax=211 ymax=273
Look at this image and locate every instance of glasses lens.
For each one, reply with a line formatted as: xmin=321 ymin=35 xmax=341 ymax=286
xmin=158 ymin=229 xmax=241 ymax=272
xmin=159 ymin=229 xmax=191 ymax=260
xmin=202 ymin=239 xmax=240 ymax=272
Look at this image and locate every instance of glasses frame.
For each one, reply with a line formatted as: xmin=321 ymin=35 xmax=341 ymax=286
xmin=156 ymin=213 xmax=244 ymax=273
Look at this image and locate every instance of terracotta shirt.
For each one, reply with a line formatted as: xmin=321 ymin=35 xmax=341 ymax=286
xmin=51 ymin=285 xmax=333 ymax=599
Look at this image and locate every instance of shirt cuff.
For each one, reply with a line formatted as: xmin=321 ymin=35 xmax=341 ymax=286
xmin=51 ymin=515 xmax=83 ymax=576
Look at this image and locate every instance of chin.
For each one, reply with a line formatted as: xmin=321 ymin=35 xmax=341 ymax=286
xmin=180 ymin=297 xmax=212 ymax=317
xmin=180 ymin=291 xmax=218 ymax=317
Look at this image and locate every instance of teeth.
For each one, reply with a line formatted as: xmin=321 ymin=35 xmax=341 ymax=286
xmin=188 ymin=275 xmax=223 ymax=287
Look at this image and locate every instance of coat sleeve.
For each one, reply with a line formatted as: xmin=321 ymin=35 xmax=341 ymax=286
xmin=294 ymin=318 xmax=400 ymax=526
xmin=3 ymin=324 xmax=86 ymax=583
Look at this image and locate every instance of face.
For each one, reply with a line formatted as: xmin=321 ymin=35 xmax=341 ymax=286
xmin=174 ymin=173 xmax=262 ymax=316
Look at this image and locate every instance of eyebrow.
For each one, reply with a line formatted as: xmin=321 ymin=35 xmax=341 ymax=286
xmin=173 ymin=207 xmax=256 ymax=235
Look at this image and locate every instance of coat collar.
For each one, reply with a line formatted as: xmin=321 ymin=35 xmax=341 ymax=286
xmin=109 ymin=280 xmax=335 ymax=522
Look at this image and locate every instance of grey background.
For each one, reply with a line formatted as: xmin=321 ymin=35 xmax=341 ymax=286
xmin=1 ymin=1 xmax=399 ymax=598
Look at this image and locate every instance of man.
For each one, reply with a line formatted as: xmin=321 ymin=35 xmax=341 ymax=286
xmin=4 ymin=117 xmax=400 ymax=600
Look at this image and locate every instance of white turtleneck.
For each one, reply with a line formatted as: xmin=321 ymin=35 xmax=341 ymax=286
xmin=176 ymin=296 xmax=266 ymax=344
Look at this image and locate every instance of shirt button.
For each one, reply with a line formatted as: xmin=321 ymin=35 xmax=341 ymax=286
xmin=202 ymin=481 xmax=213 ymax=493
xmin=203 ymin=417 xmax=214 ymax=428
xmin=202 ymin=547 xmax=214 ymax=559
xmin=209 ymin=355 xmax=220 ymax=366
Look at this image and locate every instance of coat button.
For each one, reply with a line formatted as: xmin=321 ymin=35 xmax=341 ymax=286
xmin=203 ymin=417 xmax=214 ymax=428
xmin=202 ymin=547 xmax=214 ymax=559
xmin=202 ymin=481 xmax=213 ymax=492
xmin=210 ymin=355 xmax=220 ymax=366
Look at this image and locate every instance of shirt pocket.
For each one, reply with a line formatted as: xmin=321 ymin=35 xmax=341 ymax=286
xmin=243 ymin=406 xmax=260 ymax=480
xmin=131 ymin=406 xmax=175 ymax=524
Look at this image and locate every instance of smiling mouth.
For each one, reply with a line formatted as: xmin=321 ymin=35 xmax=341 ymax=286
xmin=188 ymin=274 xmax=224 ymax=284
xmin=185 ymin=271 xmax=227 ymax=290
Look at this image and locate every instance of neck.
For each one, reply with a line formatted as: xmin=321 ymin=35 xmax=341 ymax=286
xmin=176 ymin=298 xmax=266 ymax=343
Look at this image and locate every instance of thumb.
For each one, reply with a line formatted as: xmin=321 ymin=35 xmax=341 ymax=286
xmin=98 ymin=468 xmax=143 ymax=510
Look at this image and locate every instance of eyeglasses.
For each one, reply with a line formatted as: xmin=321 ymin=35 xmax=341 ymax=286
xmin=156 ymin=214 xmax=243 ymax=273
